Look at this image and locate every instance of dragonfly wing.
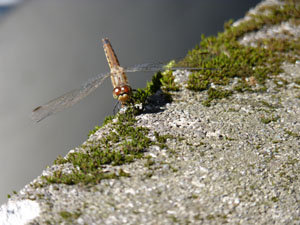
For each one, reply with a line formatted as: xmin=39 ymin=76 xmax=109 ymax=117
xmin=124 ymin=62 xmax=217 ymax=73
xmin=124 ymin=62 xmax=166 ymax=72
xmin=32 ymin=72 xmax=111 ymax=122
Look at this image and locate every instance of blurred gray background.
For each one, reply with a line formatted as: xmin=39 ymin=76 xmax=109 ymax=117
xmin=0 ymin=0 xmax=260 ymax=204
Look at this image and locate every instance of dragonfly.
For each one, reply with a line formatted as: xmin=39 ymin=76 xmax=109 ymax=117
xmin=32 ymin=38 xmax=213 ymax=122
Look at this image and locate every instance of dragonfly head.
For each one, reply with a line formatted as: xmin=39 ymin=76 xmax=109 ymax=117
xmin=113 ymin=85 xmax=132 ymax=104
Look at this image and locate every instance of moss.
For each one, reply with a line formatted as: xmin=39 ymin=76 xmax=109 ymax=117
xmin=260 ymin=115 xmax=279 ymax=124
xmin=202 ymin=88 xmax=233 ymax=106
xmin=144 ymin=157 xmax=155 ymax=168
xmin=169 ymin=215 xmax=180 ymax=223
xmin=233 ymin=80 xmax=253 ymax=92
xmin=42 ymin=75 xmax=174 ymax=185
xmin=190 ymin=194 xmax=199 ymax=199
xmin=88 ymin=125 xmax=101 ymax=137
xmin=176 ymin=1 xmax=300 ymax=105
xmin=53 ymin=155 xmax=66 ymax=165
xmin=44 ymin=111 xmax=149 ymax=184
xmin=144 ymin=171 xmax=154 ymax=178
xmin=294 ymin=77 xmax=300 ymax=86
xmin=182 ymin=35 xmax=283 ymax=89
xmin=256 ymin=37 xmax=300 ymax=64
xmin=45 ymin=220 xmax=54 ymax=225
xmin=187 ymin=73 xmax=210 ymax=91
xmin=131 ymin=71 xmax=172 ymax=105
xmin=36 ymin=193 xmax=45 ymax=199
xmin=284 ymin=129 xmax=300 ymax=138
xmin=286 ymin=156 xmax=299 ymax=165
xmin=206 ymin=214 xmax=215 ymax=220
xmin=227 ymin=2 xmax=300 ymax=40
xmin=154 ymin=132 xmax=174 ymax=148
xmin=224 ymin=136 xmax=235 ymax=141
xmin=7 ymin=190 xmax=18 ymax=199
xmin=135 ymin=72 xmax=162 ymax=103
xmin=194 ymin=214 xmax=202 ymax=221
xmin=59 ymin=210 xmax=81 ymax=221
xmin=160 ymin=70 xmax=180 ymax=91
xmin=259 ymin=100 xmax=275 ymax=109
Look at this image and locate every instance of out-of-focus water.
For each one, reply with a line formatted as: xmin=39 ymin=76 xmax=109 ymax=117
xmin=0 ymin=6 xmax=11 ymax=17
xmin=0 ymin=0 xmax=261 ymax=204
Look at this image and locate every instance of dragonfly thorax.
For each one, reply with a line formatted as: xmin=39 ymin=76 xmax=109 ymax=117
xmin=113 ymin=85 xmax=132 ymax=104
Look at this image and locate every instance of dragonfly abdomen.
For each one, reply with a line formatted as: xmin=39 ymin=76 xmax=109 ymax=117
xmin=103 ymin=38 xmax=132 ymax=105
xmin=102 ymin=38 xmax=121 ymax=69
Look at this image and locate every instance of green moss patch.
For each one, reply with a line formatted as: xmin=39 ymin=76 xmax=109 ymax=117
xmin=42 ymin=75 xmax=173 ymax=185
xmin=224 ymin=2 xmax=300 ymax=40
xmin=284 ymin=129 xmax=300 ymax=138
xmin=202 ymin=87 xmax=233 ymax=106
xmin=131 ymin=72 xmax=163 ymax=104
xmin=44 ymin=112 xmax=146 ymax=184
xmin=59 ymin=210 xmax=81 ymax=221
xmin=176 ymin=0 xmax=300 ymax=103
xmin=160 ymin=70 xmax=180 ymax=92
xmin=260 ymin=115 xmax=279 ymax=124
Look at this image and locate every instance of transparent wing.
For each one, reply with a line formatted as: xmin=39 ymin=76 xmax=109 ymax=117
xmin=124 ymin=62 xmax=217 ymax=73
xmin=32 ymin=72 xmax=111 ymax=122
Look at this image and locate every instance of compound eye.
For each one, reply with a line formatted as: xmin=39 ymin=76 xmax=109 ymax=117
xmin=113 ymin=87 xmax=121 ymax=99
xmin=121 ymin=85 xmax=130 ymax=93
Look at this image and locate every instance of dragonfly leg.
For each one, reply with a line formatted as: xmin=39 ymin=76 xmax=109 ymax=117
xmin=113 ymin=100 xmax=121 ymax=115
